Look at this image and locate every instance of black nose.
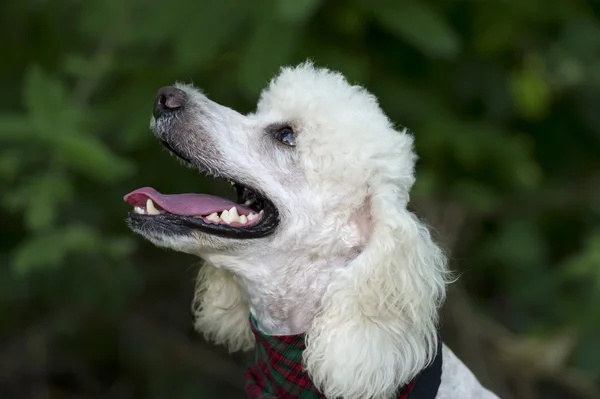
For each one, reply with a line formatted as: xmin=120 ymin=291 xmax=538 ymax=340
xmin=153 ymin=86 xmax=185 ymax=119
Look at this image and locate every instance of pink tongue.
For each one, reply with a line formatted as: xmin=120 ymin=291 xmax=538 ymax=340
xmin=123 ymin=187 xmax=251 ymax=216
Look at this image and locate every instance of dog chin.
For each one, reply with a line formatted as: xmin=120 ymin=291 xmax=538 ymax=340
xmin=127 ymin=224 xmax=195 ymax=252
xmin=128 ymin=222 xmax=245 ymax=256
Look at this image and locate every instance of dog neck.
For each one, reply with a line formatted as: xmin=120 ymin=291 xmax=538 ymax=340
xmin=203 ymin=251 xmax=350 ymax=335
xmin=202 ymin=204 xmax=372 ymax=335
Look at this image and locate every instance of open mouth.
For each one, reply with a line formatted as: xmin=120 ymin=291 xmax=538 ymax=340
xmin=124 ymin=161 xmax=279 ymax=239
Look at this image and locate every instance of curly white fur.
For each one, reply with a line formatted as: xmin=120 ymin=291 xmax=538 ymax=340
xmin=135 ymin=62 xmax=498 ymax=398
xmin=304 ymin=209 xmax=447 ymax=399
xmin=192 ymin=265 xmax=254 ymax=352
xmin=191 ymin=63 xmax=448 ymax=398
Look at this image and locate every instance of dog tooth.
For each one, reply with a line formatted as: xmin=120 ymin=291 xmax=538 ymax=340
xmin=206 ymin=212 xmax=220 ymax=223
xmin=146 ymin=199 xmax=161 ymax=215
xmin=134 ymin=206 xmax=145 ymax=214
xmin=239 ymin=215 xmax=247 ymax=225
xmin=220 ymin=209 xmax=231 ymax=223
xmin=248 ymin=212 xmax=258 ymax=221
xmin=228 ymin=207 xmax=241 ymax=223
xmin=244 ymin=199 xmax=255 ymax=206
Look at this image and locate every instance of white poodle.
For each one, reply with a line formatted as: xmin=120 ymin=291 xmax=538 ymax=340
xmin=124 ymin=62 xmax=499 ymax=399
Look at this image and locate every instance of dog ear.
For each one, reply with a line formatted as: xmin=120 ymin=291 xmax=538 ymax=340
xmin=192 ymin=264 xmax=254 ymax=352
xmin=303 ymin=153 xmax=448 ymax=398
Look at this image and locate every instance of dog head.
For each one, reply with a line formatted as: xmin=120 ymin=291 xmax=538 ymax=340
xmin=125 ymin=64 xmax=413 ymax=256
xmin=124 ymin=62 xmax=448 ymax=399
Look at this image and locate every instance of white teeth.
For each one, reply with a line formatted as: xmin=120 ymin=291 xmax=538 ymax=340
xmin=206 ymin=212 xmax=220 ymax=223
xmin=228 ymin=207 xmax=240 ymax=223
xmin=146 ymin=199 xmax=161 ymax=215
xmin=134 ymin=206 xmax=145 ymax=214
xmin=219 ymin=207 xmax=243 ymax=224
xmin=220 ymin=209 xmax=231 ymax=223
xmin=215 ymin=207 xmax=259 ymax=225
xmin=244 ymin=199 xmax=256 ymax=206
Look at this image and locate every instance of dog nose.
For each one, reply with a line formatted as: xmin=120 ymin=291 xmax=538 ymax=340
xmin=153 ymin=86 xmax=185 ymax=119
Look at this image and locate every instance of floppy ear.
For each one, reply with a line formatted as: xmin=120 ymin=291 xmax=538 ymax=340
xmin=303 ymin=161 xmax=448 ymax=398
xmin=192 ymin=263 xmax=254 ymax=352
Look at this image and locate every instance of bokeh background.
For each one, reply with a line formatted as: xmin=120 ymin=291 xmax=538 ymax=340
xmin=2 ymin=0 xmax=600 ymax=398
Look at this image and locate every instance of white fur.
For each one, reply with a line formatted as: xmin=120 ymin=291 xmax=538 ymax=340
xmin=137 ymin=62 xmax=498 ymax=398
xmin=192 ymin=265 xmax=253 ymax=352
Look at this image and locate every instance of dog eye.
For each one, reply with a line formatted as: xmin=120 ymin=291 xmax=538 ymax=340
xmin=273 ymin=128 xmax=296 ymax=147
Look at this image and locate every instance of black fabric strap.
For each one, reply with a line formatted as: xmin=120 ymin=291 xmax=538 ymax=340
xmin=407 ymin=337 xmax=443 ymax=399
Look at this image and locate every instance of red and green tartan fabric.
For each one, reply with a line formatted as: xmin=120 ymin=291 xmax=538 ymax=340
xmin=244 ymin=314 xmax=417 ymax=399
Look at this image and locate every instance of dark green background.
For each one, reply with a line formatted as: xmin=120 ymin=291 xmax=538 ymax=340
xmin=1 ymin=0 xmax=599 ymax=398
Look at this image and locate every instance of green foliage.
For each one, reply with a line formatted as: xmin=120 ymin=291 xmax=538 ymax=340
xmin=13 ymin=224 xmax=100 ymax=274
xmin=509 ymin=54 xmax=551 ymax=120
xmin=372 ymin=1 xmax=461 ymax=59
xmin=564 ymin=230 xmax=600 ymax=293
xmin=1 ymin=0 xmax=599 ymax=397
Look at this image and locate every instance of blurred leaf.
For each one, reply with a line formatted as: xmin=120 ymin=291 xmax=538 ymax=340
xmin=278 ymin=0 xmax=322 ymax=22
xmin=23 ymin=65 xmax=73 ymax=137
xmin=563 ymin=230 xmax=600 ymax=292
xmin=238 ymin=8 xmax=300 ymax=95
xmin=0 ymin=150 xmax=21 ymax=180
xmin=558 ymin=18 xmax=600 ymax=64
xmin=509 ymin=54 xmax=551 ymax=119
xmin=0 ymin=113 xmax=32 ymax=141
xmin=12 ymin=225 xmax=102 ymax=275
xmin=473 ymin=5 xmax=520 ymax=55
xmin=108 ymin=236 xmax=136 ymax=258
xmin=110 ymin=85 xmax=158 ymax=148
xmin=62 ymin=53 xmax=90 ymax=77
xmin=79 ymin=0 xmax=131 ymax=39
xmin=173 ymin=1 xmax=250 ymax=70
xmin=453 ymin=181 xmax=501 ymax=214
xmin=61 ymin=52 xmax=114 ymax=83
xmin=372 ymin=1 xmax=461 ymax=59
xmin=513 ymin=158 xmax=543 ymax=189
xmin=412 ymin=168 xmax=438 ymax=200
xmin=22 ymin=66 xmax=133 ymax=181
xmin=485 ymin=219 xmax=547 ymax=268
xmin=311 ymin=46 xmax=369 ymax=83
xmin=53 ymin=134 xmax=134 ymax=181
xmin=451 ymin=129 xmax=489 ymax=170
xmin=4 ymin=172 xmax=73 ymax=231
xmin=333 ymin=3 xmax=366 ymax=37
xmin=572 ymin=329 xmax=600 ymax=377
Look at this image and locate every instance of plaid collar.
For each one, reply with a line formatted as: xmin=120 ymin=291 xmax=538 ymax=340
xmin=245 ymin=314 xmax=443 ymax=399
